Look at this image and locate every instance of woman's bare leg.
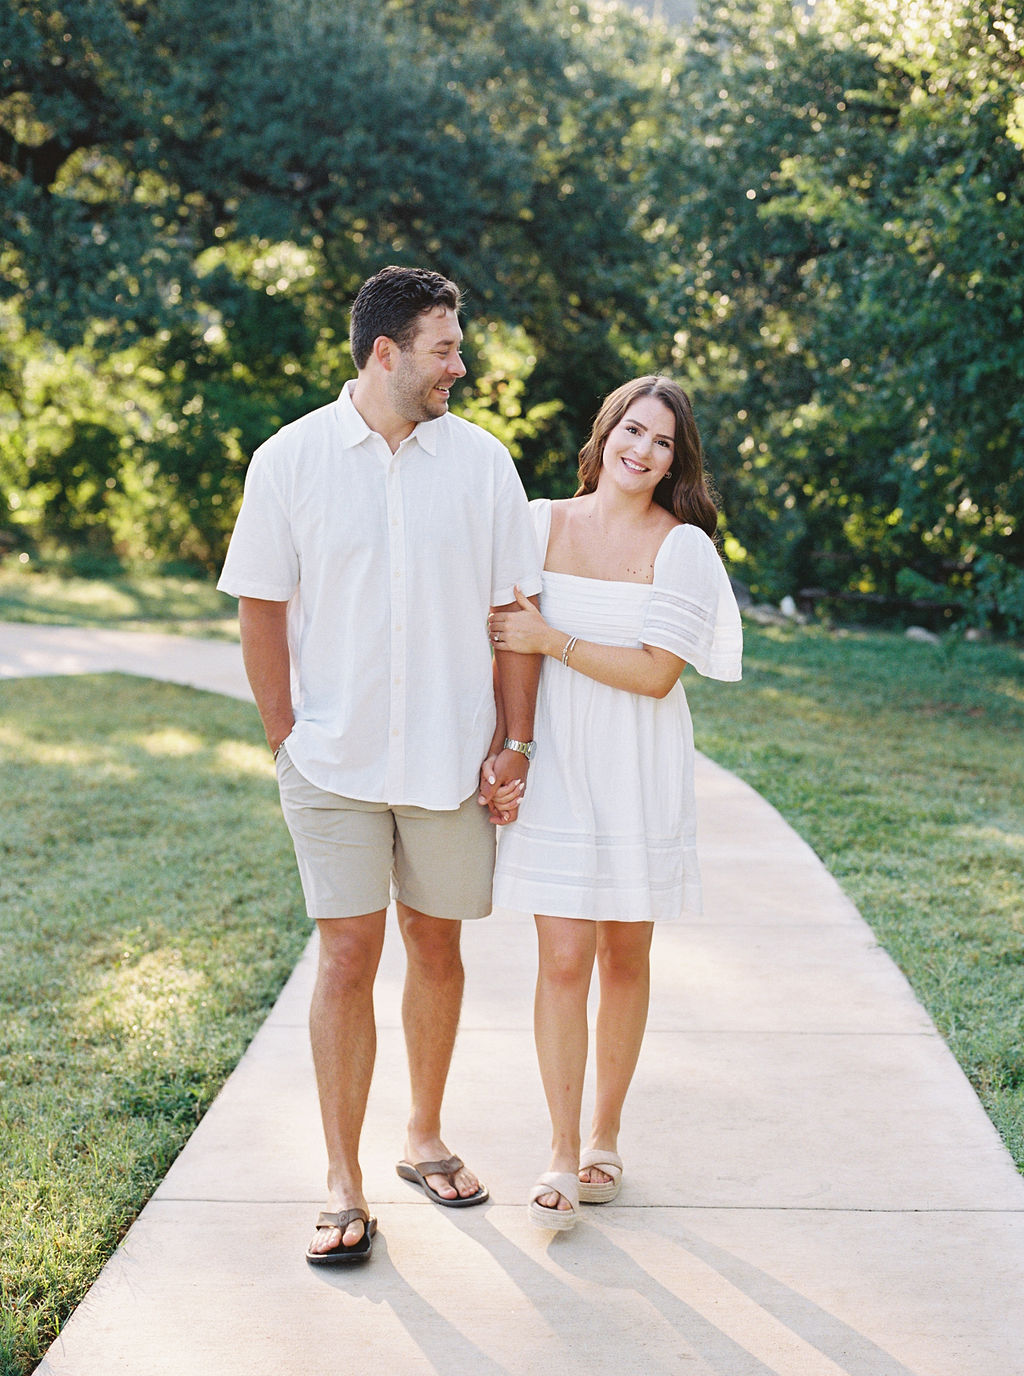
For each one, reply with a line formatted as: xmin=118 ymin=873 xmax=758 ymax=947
xmin=581 ymin=921 xmax=653 ymax=1185
xmin=533 ymin=915 xmax=596 ymax=1211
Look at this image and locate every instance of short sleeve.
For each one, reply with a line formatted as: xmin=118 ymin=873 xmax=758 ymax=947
xmin=216 ymin=440 xmax=299 ymax=601
xmin=489 ymin=454 xmax=543 ymax=606
xmin=641 ymin=525 xmax=743 ymax=681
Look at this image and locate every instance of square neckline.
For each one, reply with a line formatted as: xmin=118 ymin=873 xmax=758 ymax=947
xmin=535 ymin=497 xmax=686 ymax=588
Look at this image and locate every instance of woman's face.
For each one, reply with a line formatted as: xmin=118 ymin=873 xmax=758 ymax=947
xmin=599 ymin=395 xmax=676 ymax=497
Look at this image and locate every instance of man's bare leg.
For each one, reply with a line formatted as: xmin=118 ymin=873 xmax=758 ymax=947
xmin=307 ymin=910 xmax=387 ymax=1254
xmin=396 ymin=903 xmax=482 ymax=1201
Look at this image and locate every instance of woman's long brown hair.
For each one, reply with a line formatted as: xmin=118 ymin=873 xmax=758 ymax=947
xmin=574 ymin=376 xmax=719 ymax=539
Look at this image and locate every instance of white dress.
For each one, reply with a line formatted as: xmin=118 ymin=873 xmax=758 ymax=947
xmin=492 ymin=499 xmax=743 ymax=922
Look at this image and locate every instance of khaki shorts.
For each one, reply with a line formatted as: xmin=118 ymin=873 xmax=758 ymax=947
xmin=276 ymin=746 xmax=495 ymax=921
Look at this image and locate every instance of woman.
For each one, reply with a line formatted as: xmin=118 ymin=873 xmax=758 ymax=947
xmin=487 ymin=376 xmax=742 ymax=1230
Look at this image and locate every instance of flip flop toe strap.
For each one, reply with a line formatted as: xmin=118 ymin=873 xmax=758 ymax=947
xmin=411 ymin=1155 xmax=464 ymax=1181
xmin=315 ymin=1208 xmax=369 ymax=1231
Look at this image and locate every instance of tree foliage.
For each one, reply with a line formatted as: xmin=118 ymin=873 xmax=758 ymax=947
xmin=654 ymin=0 xmax=1024 ymax=623
xmin=1 ymin=0 xmax=1022 ymax=628
xmin=1 ymin=0 xmax=679 ymax=562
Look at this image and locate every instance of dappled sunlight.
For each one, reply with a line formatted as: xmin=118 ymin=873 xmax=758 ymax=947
xmin=992 ymin=676 xmax=1024 ymax=706
xmin=731 ymin=656 xmax=811 ymax=681
xmin=214 ymin=738 xmax=277 ymax=776
xmin=135 ymin=728 xmax=204 ymax=758
xmin=0 ymin=723 xmax=136 ymax=776
xmin=839 ymin=0 xmax=1007 ymax=70
xmin=0 ymin=568 xmax=238 ymax=630
xmin=0 ymin=572 xmax=142 ymax=617
xmin=77 ymin=949 xmax=208 ymax=1046
xmin=0 ymin=671 xmax=310 ymax=1372
xmin=737 ymin=683 xmax=824 ymax=716
xmin=953 ymin=822 xmax=1024 ymax=853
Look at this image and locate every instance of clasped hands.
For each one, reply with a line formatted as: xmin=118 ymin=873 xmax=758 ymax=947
xmin=478 ymin=746 xmax=528 ymax=826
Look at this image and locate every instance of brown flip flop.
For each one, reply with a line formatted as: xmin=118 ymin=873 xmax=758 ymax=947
xmin=305 ymin=1208 xmax=377 ymax=1264
xmin=395 ymin=1154 xmax=489 ymax=1207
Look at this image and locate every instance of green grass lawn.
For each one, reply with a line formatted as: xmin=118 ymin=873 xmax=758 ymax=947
xmin=0 ymin=591 xmax=1021 ymax=1375
xmin=0 ymin=674 xmax=306 ymax=1376
xmin=0 ymin=566 xmax=239 ymax=638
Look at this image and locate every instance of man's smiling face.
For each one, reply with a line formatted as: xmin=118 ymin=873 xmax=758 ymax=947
xmin=387 ymin=306 xmax=467 ymax=424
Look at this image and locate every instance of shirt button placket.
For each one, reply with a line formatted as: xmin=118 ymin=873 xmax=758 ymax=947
xmin=385 ymin=451 xmax=407 ymax=800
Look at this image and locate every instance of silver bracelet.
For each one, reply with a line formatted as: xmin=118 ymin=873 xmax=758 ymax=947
xmin=561 ymin=635 xmax=578 ymax=667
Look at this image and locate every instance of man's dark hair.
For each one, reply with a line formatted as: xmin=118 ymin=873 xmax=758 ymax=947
xmin=349 ymin=266 xmax=462 ymax=369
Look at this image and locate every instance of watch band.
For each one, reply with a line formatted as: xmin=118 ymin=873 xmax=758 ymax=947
xmin=503 ymin=736 xmax=536 ymax=761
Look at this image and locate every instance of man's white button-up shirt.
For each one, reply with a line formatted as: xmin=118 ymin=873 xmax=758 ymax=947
xmin=218 ymin=383 xmax=542 ymax=809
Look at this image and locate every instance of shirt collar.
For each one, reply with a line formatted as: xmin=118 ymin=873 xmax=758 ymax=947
xmin=335 ymin=380 xmax=441 ymax=456
xmin=335 ymin=381 xmax=373 ymax=447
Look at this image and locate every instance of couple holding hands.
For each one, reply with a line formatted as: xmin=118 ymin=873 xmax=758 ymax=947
xmin=218 ymin=265 xmax=742 ymax=1263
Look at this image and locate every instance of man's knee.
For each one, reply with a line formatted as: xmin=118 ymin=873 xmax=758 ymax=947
xmin=398 ymin=906 xmax=463 ymax=975
xmin=316 ymin=914 xmax=385 ymax=994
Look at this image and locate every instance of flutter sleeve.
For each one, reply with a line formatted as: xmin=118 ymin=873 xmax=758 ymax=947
xmin=528 ymin=496 xmax=552 ymax=557
xmin=641 ymin=524 xmax=743 ymax=681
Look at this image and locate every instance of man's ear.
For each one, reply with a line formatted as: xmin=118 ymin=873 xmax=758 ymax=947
xmin=373 ymin=335 xmax=396 ymax=370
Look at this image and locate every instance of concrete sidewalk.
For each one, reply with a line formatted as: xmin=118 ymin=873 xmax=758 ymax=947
xmin=3 ymin=623 xmax=1022 ymax=1376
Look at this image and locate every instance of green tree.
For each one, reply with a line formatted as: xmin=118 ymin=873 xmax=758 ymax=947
xmin=3 ymin=0 xmax=1021 ymax=626
xmin=2 ymin=0 xmax=680 ymax=565
xmin=651 ymin=0 xmax=1023 ymax=623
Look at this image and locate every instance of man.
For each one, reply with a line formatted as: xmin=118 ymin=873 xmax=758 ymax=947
xmin=217 ymin=266 xmax=541 ymax=1263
